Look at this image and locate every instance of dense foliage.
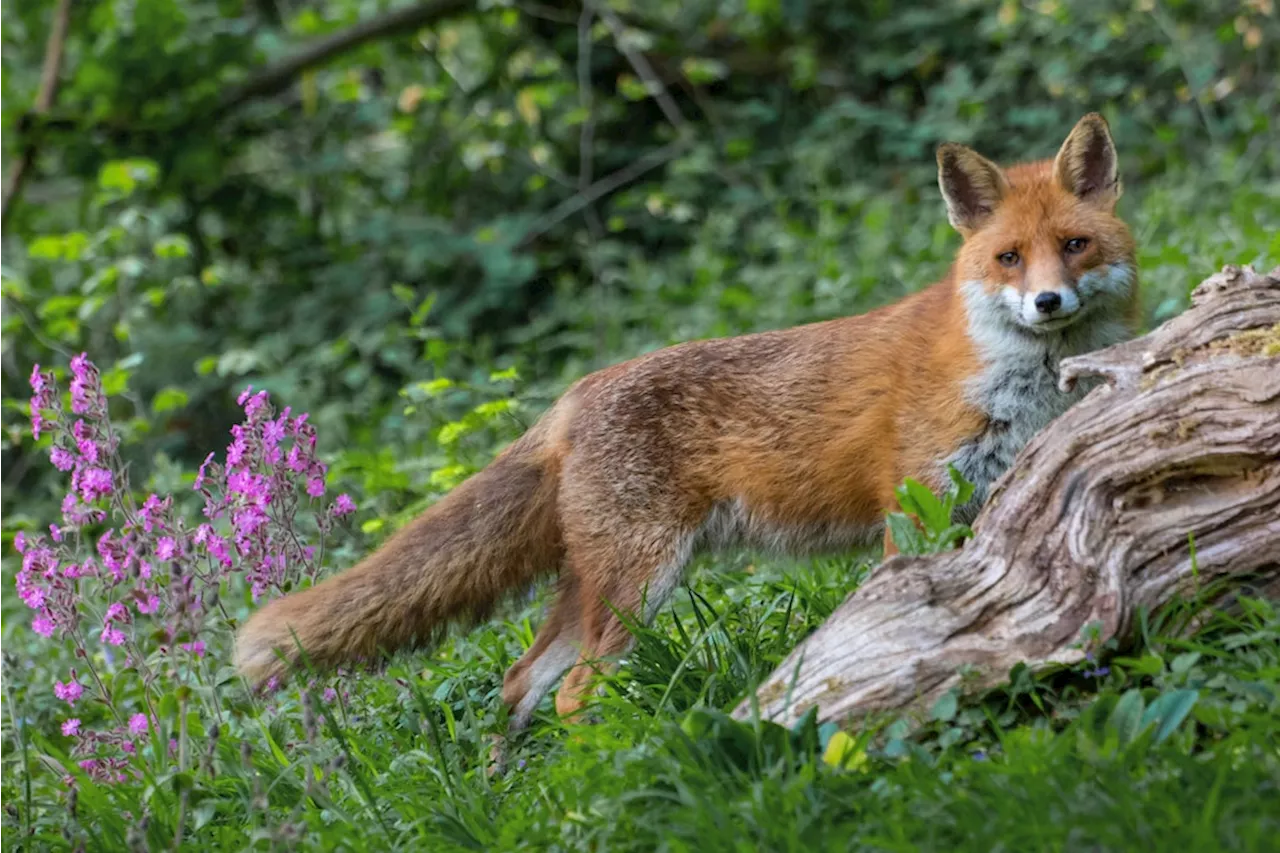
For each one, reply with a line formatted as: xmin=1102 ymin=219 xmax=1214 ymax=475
xmin=3 ymin=0 xmax=1278 ymax=850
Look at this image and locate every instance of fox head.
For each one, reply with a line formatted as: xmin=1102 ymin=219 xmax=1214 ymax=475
xmin=938 ymin=113 xmax=1137 ymax=334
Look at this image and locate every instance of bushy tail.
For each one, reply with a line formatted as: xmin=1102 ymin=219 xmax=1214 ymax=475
xmin=234 ymin=431 xmax=562 ymax=688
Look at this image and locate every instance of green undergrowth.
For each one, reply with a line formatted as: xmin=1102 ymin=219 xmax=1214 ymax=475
xmin=6 ymin=62 xmax=1280 ymax=851
xmin=7 ymin=524 xmax=1279 ymax=851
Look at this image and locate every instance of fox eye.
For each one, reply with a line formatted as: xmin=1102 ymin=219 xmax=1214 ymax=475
xmin=997 ymin=251 xmax=1020 ymax=267
xmin=1064 ymin=237 xmax=1090 ymax=254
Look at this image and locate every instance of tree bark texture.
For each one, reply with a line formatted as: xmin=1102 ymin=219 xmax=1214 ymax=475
xmin=735 ymin=264 xmax=1280 ymax=729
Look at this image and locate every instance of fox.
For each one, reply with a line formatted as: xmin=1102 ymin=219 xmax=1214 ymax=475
xmin=235 ymin=113 xmax=1138 ymax=735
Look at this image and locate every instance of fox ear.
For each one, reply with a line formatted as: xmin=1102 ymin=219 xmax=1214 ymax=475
xmin=936 ymin=143 xmax=1008 ymax=233
xmin=1054 ymin=113 xmax=1121 ymax=206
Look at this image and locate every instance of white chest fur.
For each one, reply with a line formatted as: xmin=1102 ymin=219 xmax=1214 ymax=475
xmin=946 ymin=271 xmax=1133 ymax=517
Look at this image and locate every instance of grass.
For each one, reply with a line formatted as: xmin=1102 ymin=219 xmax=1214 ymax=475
xmin=4 ymin=160 xmax=1280 ymax=853
xmin=5 ymin=548 xmax=1280 ymax=852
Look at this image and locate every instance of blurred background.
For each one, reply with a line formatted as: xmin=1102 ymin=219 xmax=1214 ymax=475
xmin=3 ymin=4 xmax=1280 ymax=846
xmin=3 ymin=0 xmax=1278 ymax=538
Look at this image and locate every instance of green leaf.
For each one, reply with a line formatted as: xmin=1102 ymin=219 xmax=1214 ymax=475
xmin=1113 ymin=653 xmax=1164 ymax=677
xmin=931 ymin=691 xmax=958 ymax=722
xmin=1150 ymin=689 xmax=1199 ymax=743
xmin=935 ymin=523 xmax=974 ymax=550
xmin=28 ymin=235 xmax=67 ymax=260
xmin=946 ymin=465 xmax=976 ymax=506
xmin=472 ymin=399 xmax=513 ymax=418
xmin=98 ymin=158 xmax=159 ymax=196
xmin=681 ymin=57 xmax=729 ymax=84
xmin=885 ymin=513 xmax=927 ymax=556
xmin=1 ymin=276 xmax=28 ymax=300
xmin=153 ymin=234 xmax=191 ymax=259
xmin=822 ymin=730 xmax=867 ymax=771
xmin=101 ymin=367 xmax=131 ymax=396
xmin=152 ymin=387 xmax=190 ymax=413
xmin=1108 ymin=689 xmax=1145 ymax=746
xmin=216 ymin=349 xmax=260 ymax=377
xmin=391 ymin=283 xmax=416 ymax=305
xmin=437 ymin=421 xmax=467 ymax=445
xmin=903 ymin=478 xmax=949 ymax=533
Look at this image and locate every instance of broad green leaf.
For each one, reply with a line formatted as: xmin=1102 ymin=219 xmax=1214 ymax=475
xmin=1151 ymin=689 xmax=1199 ymax=743
xmin=152 ymin=387 xmax=190 ymax=413
xmin=931 ymin=691 xmax=958 ymax=722
xmin=1108 ymin=689 xmax=1145 ymax=746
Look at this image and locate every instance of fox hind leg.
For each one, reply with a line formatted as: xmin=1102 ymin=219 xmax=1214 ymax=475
xmin=489 ymin=578 xmax=583 ymax=775
xmin=553 ymin=524 xmax=697 ymax=721
xmin=501 ymin=576 xmax=584 ymax=734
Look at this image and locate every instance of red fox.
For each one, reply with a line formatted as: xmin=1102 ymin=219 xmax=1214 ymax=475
xmin=235 ymin=114 xmax=1138 ymax=733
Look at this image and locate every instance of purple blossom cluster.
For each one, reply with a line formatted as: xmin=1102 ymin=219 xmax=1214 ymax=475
xmin=62 ymin=712 xmax=155 ymax=784
xmin=18 ymin=353 xmax=356 ymax=785
xmin=190 ymin=385 xmax=352 ymax=600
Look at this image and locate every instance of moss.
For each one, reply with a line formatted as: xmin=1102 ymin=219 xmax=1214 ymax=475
xmin=1142 ymin=322 xmax=1280 ymax=390
xmin=1175 ymin=418 xmax=1200 ymax=440
xmin=758 ymin=679 xmax=786 ymax=705
xmin=1206 ymin=322 xmax=1280 ymax=359
xmin=818 ymin=676 xmax=846 ymax=701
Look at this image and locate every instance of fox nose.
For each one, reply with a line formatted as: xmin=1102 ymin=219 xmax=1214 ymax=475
xmin=1034 ymin=292 xmax=1062 ymax=314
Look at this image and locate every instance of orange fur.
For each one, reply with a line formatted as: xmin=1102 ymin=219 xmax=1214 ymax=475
xmin=234 ymin=114 xmax=1139 ymax=732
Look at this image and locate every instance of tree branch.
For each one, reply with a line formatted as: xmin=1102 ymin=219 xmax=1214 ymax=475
xmin=1 ymin=0 xmax=74 ymax=234
xmin=517 ymin=139 xmax=687 ymax=247
xmin=591 ymin=0 xmax=691 ymax=138
xmin=216 ymin=0 xmax=473 ymax=115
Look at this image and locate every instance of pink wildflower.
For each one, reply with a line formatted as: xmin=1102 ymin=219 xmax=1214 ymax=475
xmin=78 ymin=467 xmax=113 ymax=501
xmin=75 ymin=435 xmax=99 ymax=464
xmin=69 ymin=353 xmax=94 ymax=414
xmin=155 ymin=537 xmax=177 ymax=561
xmin=194 ymin=452 xmax=215 ymax=489
xmin=54 ymin=679 xmax=83 ymax=704
xmin=50 ymin=447 xmax=75 ymax=471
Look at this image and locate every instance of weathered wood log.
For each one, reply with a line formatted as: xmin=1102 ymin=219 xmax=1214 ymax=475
xmin=735 ymin=264 xmax=1280 ymax=728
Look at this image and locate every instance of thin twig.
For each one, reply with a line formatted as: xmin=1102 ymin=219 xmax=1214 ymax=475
xmin=591 ymin=0 xmax=691 ymax=138
xmin=217 ymin=0 xmax=472 ymax=115
xmin=577 ymin=5 xmax=597 ymax=201
xmin=516 ymin=1 xmax=577 ymax=23
xmin=2 ymin=295 xmax=74 ymax=359
xmin=2 ymin=664 xmax=35 ymax=842
xmin=517 ymin=139 xmax=687 ymax=247
xmin=1 ymin=0 xmax=74 ymax=233
xmin=1150 ymin=1 xmax=1222 ymax=146
xmin=577 ymin=4 xmax=609 ymax=350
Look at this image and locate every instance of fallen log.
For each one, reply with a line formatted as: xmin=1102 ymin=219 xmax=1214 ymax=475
xmin=735 ymin=264 xmax=1280 ymax=728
